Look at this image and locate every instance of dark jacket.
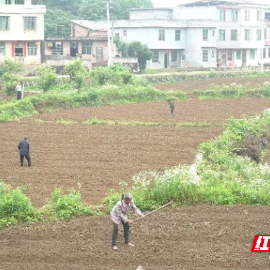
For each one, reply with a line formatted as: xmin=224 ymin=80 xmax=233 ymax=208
xmin=18 ymin=140 xmax=30 ymax=156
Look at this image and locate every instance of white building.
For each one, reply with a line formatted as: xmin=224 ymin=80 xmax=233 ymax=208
xmin=0 ymin=0 xmax=46 ymax=65
xmin=72 ymin=0 xmax=270 ymax=69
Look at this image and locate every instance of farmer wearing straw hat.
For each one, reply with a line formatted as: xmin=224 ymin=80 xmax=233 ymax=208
xmin=110 ymin=193 xmax=144 ymax=251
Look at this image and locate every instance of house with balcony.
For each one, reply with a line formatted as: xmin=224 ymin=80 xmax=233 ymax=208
xmin=0 ymin=0 xmax=46 ymax=65
xmin=42 ymin=22 xmax=109 ymax=68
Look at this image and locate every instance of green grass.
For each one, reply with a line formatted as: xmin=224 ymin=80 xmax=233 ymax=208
xmin=0 ymin=85 xmax=187 ymax=123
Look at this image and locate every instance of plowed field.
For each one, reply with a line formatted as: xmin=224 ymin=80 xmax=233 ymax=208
xmin=0 ymin=205 xmax=269 ymax=270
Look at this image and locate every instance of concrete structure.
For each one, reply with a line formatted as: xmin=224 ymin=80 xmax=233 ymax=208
xmin=73 ymin=1 xmax=270 ymax=69
xmin=0 ymin=0 xmax=46 ymax=65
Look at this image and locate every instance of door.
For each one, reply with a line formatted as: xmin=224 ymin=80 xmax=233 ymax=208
xmin=242 ymin=50 xmax=247 ymax=66
xmin=164 ymin=53 xmax=169 ymax=68
xmin=221 ymin=50 xmax=226 ymax=66
xmin=70 ymin=41 xmax=78 ymax=57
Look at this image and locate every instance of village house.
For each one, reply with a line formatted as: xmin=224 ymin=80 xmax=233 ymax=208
xmin=73 ymin=0 xmax=270 ymax=69
xmin=42 ymin=22 xmax=109 ymax=69
xmin=0 ymin=0 xmax=46 ymax=65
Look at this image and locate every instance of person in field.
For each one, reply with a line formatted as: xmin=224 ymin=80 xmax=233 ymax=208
xmin=110 ymin=193 xmax=144 ymax=251
xmin=16 ymin=82 xmax=22 ymax=100
xmin=167 ymin=100 xmax=175 ymax=117
xmin=18 ymin=137 xmax=31 ymax=167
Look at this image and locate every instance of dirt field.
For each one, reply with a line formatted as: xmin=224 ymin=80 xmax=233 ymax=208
xmin=155 ymin=76 xmax=270 ymax=93
xmin=0 ymin=122 xmax=221 ymax=207
xmin=0 ymin=205 xmax=269 ymax=270
xmin=30 ymin=98 xmax=270 ymax=125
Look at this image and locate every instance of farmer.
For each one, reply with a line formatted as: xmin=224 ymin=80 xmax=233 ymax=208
xmin=18 ymin=137 xmax=31 ymax=167
xmin=167 ymin=100 xmax=175 ymax=117
xmin=111 ymin=193 xmax=144 ymax=251
xmin=15 ymin=82 xmax=22 ymax=100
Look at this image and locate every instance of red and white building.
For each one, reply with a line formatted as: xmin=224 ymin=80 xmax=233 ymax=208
xmin=0 ymin=0 xmax=46 ymax=65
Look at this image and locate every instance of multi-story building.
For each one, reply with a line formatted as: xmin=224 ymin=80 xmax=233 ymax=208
xmin=0 ymin=0 xmax=46 ymax=65
xmin=72 ymin=0 xmax=270 ymax=69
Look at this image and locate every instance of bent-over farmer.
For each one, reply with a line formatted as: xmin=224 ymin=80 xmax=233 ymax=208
xmin=111 ymin=193 xmax=144 ymax=251
xmin=18 ymin=137 xmax=31 ymax=167
xmin=167 ymin=100 xmax=175 ymax=117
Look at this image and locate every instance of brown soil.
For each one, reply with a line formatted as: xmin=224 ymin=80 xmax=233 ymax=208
xmin=0 ymin=122 xmax=221 ymax=207
xmin=0 ymin=205 xmax=269 ymax=270
xmin=29 ymin=98 xmax=270 ymax=125
xmin=155 ymin=76 xmax=270 ymax=93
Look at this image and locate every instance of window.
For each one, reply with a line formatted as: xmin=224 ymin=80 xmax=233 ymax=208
xmin=115 ymin=33 xmax=119 ymax=40
xmin=96 ymin=47 xmax=103 ymax=61
xmin=171 ymin=50 xmax=178 ymax=62
xmin=202 ymin=50 xmax=208 ymax=62
xmin=265 ymin=28 xmax=267 ymax=40
xmin=236 ymin=50 xmax=241 ymax=60
xmin=203 ymin=30 xmax=208 ymax=41
xmin=151 ymin=50 xmax=159 ymax=62
xmin=0 ymin=16 xmax=9 ymax=30
xmin=231 ymin=30 xmax=238 ymax=41
xmin=268 ymin=48 xmax=270 ymax=58
xmin=82 ymin=41 xmax=92 ymax=55
xmin=15 ymin=0 xmax=24 ymax=4
xmin=245 ymin=29 xmax=252 ymax=40
xmin=250 ymin=49 xmax=255 ymax=59
xmin=257 ymin=29 xmax=262 ymax=40
xmin=5 ymin=0 xmax=11 ymax=4
xmin=0 ymin=42 xmax=5 ymax=56
xmin=175 ymin=30 xmax=181 ymax=41
xmin=257 ymin=10 xmax=263 ymax=21
xmin=220 ymin=10 xmax=226 ymax=21
xmin=245 ymin=9 xmax=250 ymax=21
xmin=232 ymin=10 xmax=238 ymax=22
xmin=263 ymin=48 xmax=266 ymax=59
xmin=51 ymin=41 xmax=63 ymax=56
xmin=219 ymin=29 xmax=225 ymax=41
xmin=212 ymin=50 xmax=215 ymax=58
xmin=123 ymin=30 xmax=127 ymax=37
xmin=15 ymin=42 xmax=23 ymax=57
xmin=212 ymin=30 xmax=215 ymax=37
xmin=159 ymin=29 xmax=165 ymax=41
xmin=24 ymin=17 xmax=36 ymax=30
xmin=228 ymin=50 xmax=233 ymax=61
xmin=27 ymin=42 xmax=37 ymax=56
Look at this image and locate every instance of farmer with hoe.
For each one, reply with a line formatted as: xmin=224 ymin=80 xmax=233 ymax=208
xmin=18 ymin=137 xmax=31 ymax=167
xmin=111 ymin=193 xmax=145 ymax=251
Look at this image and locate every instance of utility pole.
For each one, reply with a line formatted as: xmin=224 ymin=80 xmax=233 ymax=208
xmin=106 ymin=1 xmax=112 ymax=66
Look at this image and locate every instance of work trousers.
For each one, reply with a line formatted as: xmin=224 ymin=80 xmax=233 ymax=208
xmin=112 ymin=221 xmax=130 ymax=246
xmin=20 ymin=155 xmax=31 ymax=167
xmin=17 ymin=91 xmax=22 ymax=100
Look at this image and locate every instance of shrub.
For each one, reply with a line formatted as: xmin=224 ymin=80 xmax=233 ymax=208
xmin=0 ymin=59 xmax=23 ymax=78
xmin=0 ymin=182 xmax=41 ymax=229
xmin=37 ymin=64 xmax=58 ymax=92
xmin=42 ymin=187 xmax=96 ymax=220
xmin=2 ymin=73 xmax=20 ymax=96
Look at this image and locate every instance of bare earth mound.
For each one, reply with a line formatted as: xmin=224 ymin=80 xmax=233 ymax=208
xmin=0 ymin=205 xmax=269 ymax=270
xmin=30 ymin=99 xmax=270 ymax=125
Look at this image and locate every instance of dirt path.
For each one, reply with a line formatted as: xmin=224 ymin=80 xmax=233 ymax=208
xmin=0 ymin=205 xmax=269 ymax=270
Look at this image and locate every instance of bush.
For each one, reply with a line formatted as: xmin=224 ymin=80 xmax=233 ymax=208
xmin=0 ymin=59 xmax=23 ymax=78
xmin=2 ymin=73 xmax=20 ymax=96
xmin=37 ymin=64 xmax=58 ymax=92
xmin=42 ymin=187 xmax=96 ymax=220
xmin=0 ymin=182 xmax=41 ymax=229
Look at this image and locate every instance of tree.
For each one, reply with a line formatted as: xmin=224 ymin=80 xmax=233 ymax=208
xmin=65 ymin=59 xmax=88 ymax=91
xmin=116 ymin=41 xmax=153 ymax=71
xmin=2 ymin=73 xmax=20 ymax=96
xmin=37 ymin=65 xmax=57 ymax=92
xmin=43 ymin=0 xmax=153 ymax=36
xmin=0 ymin=59 xmax=23 ymax=78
